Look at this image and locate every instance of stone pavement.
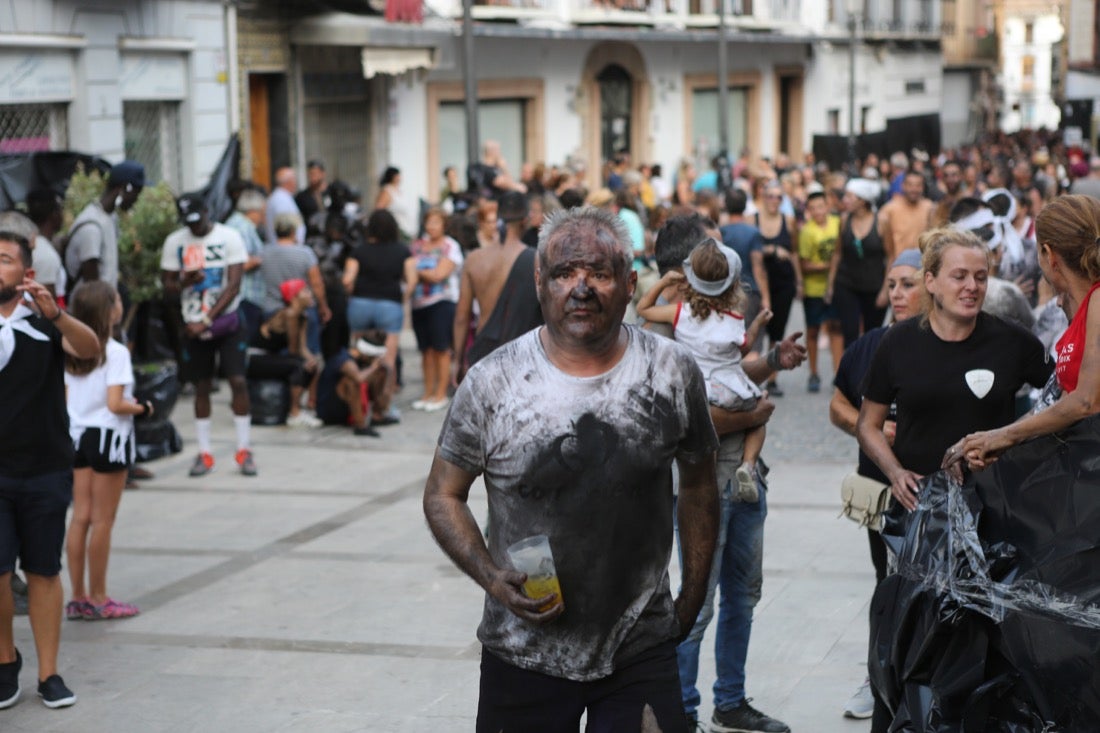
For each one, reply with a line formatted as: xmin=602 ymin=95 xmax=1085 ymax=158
xmin=4 ymin=323 xmax=878 ymax=732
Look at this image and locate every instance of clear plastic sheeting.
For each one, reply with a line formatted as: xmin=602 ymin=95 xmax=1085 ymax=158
xmin=870 ymin=415 xmax=1100 ymax=732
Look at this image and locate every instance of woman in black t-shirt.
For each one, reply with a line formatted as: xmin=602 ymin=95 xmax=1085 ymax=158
xmin=857 ymin=228 xmax=1050 ymax=513
xmin=827 ymin=179 xmax=888 ymax=347
xmin=342 ymin=209 xmax=412 ymax=406
xmin=855 ymin=228 xmax=1050 ymax=733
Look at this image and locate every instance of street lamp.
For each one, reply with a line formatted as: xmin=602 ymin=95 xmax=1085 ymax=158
xmin=845 ymin=0 xmax=861 ymax=172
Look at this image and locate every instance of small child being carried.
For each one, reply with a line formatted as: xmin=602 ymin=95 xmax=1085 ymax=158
xmin=637 ymin=238 xmax=772 ymax=501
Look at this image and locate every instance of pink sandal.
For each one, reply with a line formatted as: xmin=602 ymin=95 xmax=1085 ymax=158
xmin=85 ymin=598 xmax=140 ymax=620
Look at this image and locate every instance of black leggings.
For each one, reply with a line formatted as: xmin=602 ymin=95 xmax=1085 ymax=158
xmin=765 ymin=280 xmax=797 ymax=344
xmin=832 ymin=285 xmax=886 ymax=347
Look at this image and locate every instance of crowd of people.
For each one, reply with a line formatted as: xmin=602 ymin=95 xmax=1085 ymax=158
xmin=2 ymin=123 xmax=1099 ymax=727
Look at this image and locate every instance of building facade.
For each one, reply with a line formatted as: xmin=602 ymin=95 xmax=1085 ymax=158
xmin=235 ymin=0 xmax=943 ymax=204
xmin=1000 ymin=0 xmax=1065 ymax=131
xmin=0 ymin=0 xmax=235 ymax=193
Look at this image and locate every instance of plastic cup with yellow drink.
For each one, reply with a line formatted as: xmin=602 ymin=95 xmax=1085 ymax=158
xmin=505 ymin=534 xmax=563 ymax=612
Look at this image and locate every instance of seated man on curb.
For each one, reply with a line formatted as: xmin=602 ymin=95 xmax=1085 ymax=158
xmin=315 ymin=336 xmax=388 ymax=436
xmin=249 ymin=279 xmax=320 ymax=427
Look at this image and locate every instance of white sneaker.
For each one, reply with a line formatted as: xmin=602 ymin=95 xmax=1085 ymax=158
xmin=735 ymin=462 xmax=759 ymax=503
xmin=411 ymin=399 xmax=430 ymax=411
xmin=843 ymin=678 xmax=874 ymax=719
xmin=286 ymin=412 xmax=322 ymax=428
xmin=423 ymin=398 xmax=450 ymax=412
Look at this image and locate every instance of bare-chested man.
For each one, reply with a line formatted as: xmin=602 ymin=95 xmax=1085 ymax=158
xmin=452 ymin=191 xmax=543 ymax=383
xmin=880 ymin=169 xmax=933 ymax=259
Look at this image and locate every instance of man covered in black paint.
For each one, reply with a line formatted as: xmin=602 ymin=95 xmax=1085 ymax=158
xmin=424 ymin=206 xmax=720 ymax=732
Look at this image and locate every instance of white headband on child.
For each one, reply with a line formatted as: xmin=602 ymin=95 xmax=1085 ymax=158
xmin=682 ymin=239 xmax=742 ymax=297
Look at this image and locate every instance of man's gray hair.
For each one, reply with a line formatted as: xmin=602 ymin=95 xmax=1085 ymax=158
xmin=537 ymin=206 xmax=634 ymax=273
xmin=236 ymin=189 xmax=266 ymax=213
xmin=0 ymin=210 xmax=38 ymax=243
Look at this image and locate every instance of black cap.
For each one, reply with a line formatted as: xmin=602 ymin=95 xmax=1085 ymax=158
xmin=108 ymin=160 xmax=146 ymax=189
xmin=498 ymin=191 xmax=529 ymax=222
xmin=177 ymin=193 xmax=208 ymax=224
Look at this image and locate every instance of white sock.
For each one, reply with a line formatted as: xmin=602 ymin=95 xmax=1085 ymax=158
xmin=234 ymin=415 xmax=251 ymax=451
xmin=195 ymin=418 xmax=212 ymax=454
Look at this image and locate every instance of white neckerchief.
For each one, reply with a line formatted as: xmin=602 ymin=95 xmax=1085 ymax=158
xmin=0 ymin=303 xmax=50 ymax=372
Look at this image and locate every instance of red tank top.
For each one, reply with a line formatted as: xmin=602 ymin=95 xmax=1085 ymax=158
xmin=1054 ymin=281 xmax=1100 ymax=393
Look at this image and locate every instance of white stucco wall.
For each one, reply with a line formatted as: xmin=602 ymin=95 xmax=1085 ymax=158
xmin=1001 ymin=13 xmax=1064 ymax=131
xmin=941 ymin=70 xmax=975 ymax=148
xmin=803 ymin=42 xmax=943 ymax=142
xmin=0 ymin=0 xmax=231 ymax=190
xmin=384 ymin=18 xmax=941 ymax=198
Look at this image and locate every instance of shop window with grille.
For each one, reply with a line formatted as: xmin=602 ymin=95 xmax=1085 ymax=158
xmin=123 ymin=101 xmax=182 ymax=191
xmin=303 ymin=100 xmax=372 ymax=198
xmin=0 ymin=104 xmax=68 ymax=153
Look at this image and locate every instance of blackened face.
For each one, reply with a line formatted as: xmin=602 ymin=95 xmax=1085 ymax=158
xmin=186 ymin=213 xmax=212 ymax=238
xmin=537 ymin=226 xmax=636 ymax=348
xmin=119 ymin=185 xmax=142 ymax=212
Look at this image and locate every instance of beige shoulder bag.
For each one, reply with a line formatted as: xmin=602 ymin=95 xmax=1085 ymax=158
xmin=839 ymin=473 xmax=891 ymax=532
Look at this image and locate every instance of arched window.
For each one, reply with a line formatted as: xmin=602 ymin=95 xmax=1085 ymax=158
xmin=597 ymin=64 xmax=632 ymax=163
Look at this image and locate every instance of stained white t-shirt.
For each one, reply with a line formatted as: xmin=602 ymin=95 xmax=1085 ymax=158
xmin=160 ymin=223 xmax=248 ymax=324
xmin=65 ymin=339 xmax=135 ymax=440
xmin=438 ymin=326 xmax=719 ymax=681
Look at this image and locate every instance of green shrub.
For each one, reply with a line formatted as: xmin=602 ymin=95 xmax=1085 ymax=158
xmin=63 ymin=165 xmax=181 ymax=304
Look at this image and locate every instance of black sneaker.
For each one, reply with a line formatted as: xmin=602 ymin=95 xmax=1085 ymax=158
xmin=765 ymin=380 xmax=784 ymax=397
xmin=37 ymin=674 xmax=75 ymax=709
xmin=710 ymin=699 xmax=790 ymax=733
xmin=0 ymin=648 xmax=21 ymax=709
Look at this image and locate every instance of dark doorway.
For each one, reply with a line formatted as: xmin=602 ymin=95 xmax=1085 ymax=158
xmin=597 ymin=64 xmax=632 ymax=164
xmin=248 ymin=73 xmax=290 ymax=190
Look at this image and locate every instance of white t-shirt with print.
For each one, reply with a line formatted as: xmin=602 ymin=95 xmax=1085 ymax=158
xmin=65 ymin=339 xmax=135 ymax=440
xmin=161 ymin=223 xmax=248 ymax=323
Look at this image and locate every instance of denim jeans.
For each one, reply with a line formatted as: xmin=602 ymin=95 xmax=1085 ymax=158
xmin=675 ymin=469 xmax=767 ymax=719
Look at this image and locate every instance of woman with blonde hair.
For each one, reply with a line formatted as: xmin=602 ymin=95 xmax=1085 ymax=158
xmin=855 ymin=227 xmax=1050 ymax=731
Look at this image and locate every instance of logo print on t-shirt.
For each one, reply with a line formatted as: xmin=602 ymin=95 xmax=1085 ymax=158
xmin=965 ymin=369 xmax=995 ymax=399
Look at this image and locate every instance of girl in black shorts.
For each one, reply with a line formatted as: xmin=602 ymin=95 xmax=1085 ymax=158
xmin=63 ymin=282 xmax=152 ymax=620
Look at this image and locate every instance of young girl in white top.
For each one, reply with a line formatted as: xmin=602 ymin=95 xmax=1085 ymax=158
xmin=638 ymin=239 xmax=772 ymax=501
xmin=64 ymin=281 xmax=152 ymax=620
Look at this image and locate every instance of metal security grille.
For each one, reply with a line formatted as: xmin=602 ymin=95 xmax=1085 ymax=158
xmin=0 ymin=104 xmax=68 ymax=153
xmin=123 ymin=101 xmax=182 ymax=191
xmin=303 ymin=100 xmax=371 ymax=198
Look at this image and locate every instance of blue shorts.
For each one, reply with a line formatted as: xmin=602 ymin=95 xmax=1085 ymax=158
xmin=0 ymin=470 xmax=72 ymax=577
xmin=802 ymin=296 xmax=836 ymax=328
xmin=412 ymin=301 xmax=456 ymax=352
xmin=347 ymin=297 xmax=404 ymax=335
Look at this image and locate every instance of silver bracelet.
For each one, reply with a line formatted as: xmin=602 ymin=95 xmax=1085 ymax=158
xmin=766 ymin=347 xmax=782 ymax=371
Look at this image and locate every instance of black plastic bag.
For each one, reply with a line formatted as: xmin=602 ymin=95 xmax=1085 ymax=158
xmin=132 ymin=361 xmax=182 ymax=462
xmin=249 ymin=379 xmax=289 ymax=426
xmin=871 ymin=415 xmax=1100 ymax=732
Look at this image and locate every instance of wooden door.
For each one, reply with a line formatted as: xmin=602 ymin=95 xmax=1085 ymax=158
xmin=249 ymin=75 xmax=271 ymax=190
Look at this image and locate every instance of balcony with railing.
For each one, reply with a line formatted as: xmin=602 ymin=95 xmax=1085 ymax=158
xmin=446 ymin=0 xmax=807 ymax=32
xmin=943 ymin=24 xmax=998 ymax=66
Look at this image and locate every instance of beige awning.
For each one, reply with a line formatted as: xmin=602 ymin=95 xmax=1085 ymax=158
xmin=361 ymin=47 xmax=435 ymax=78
